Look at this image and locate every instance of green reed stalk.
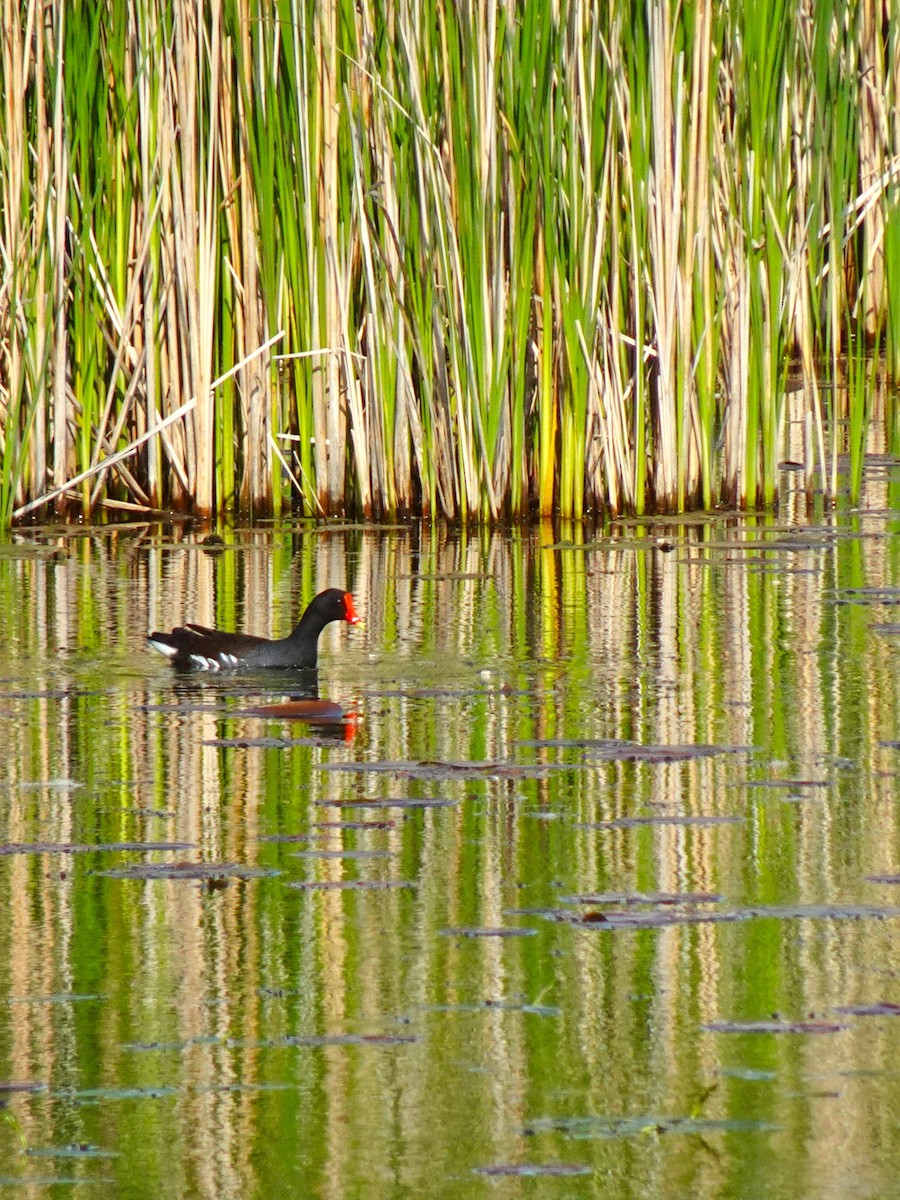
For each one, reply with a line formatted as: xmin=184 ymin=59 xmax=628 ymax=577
xmin=886 ymin=204 xmax=900 ymax=381
xmin=616 ymin=5 xmax=651 ymax=517
xmin=0 ymin=0 xmax=27 ymax=523
xmin=65 ymin=1 xmax=107 ymax=512
xmin=135 ymin=0 xmax=160 ymax=508
xmin=845 ymin=322 xmax=871 ymax=505
xmin=732 ymin=0 xmax=793 ymax=508
xmin=253 ymin=0 xmax=317 ymax=512
xmin=551 ymin=2 xmax=607 ymax=522
xmin=686 ymin=0 xmax=718 ymax=511
xmin=886 ymin=17 xmax=900 ymax=381
xmin=823 ymin=8 xmax=859 ymax=499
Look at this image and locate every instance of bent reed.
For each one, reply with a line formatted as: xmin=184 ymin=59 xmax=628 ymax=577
xmin=1 ymin=0 xmax=899 ymax=525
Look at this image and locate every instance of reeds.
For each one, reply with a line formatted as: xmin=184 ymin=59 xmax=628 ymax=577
xmin=1 ymin=0 xmax=898 ymax=525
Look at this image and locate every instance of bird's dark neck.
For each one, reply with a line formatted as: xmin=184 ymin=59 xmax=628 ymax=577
xmin=288 ymin=604 xmax=332 ymax=644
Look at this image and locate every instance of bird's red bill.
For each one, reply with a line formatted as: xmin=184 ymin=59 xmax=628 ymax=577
xmin=343 ymin=593 xmax=362 ymax=624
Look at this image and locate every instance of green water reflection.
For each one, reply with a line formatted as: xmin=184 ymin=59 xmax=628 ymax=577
xmin=0 ymin=509 xmax=898 ymax=1199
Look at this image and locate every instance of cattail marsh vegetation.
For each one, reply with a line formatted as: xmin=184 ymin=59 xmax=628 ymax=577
xmin=1 ymin=0 xmax=899 ymax=526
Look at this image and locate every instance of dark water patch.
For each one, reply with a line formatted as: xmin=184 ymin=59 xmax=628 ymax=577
xmin=0 ymin=840 xmax=194 ymax=859
xmin=233 ymin=1033 xmax=417 ymax=1048
xmin=550 ymin=903 xmax=900 ymax=928
xmin=368 ymin=687 xmax=475 ymax=699
xmin=14 ymin=778 xmax=82 ymax=791
xmin=690 ymin=536 xmax=839 ymax=553
xmin=587 ymin=743 xmax=752 ymax=763
xmin=0 ymin=542 xmax=70 ymax=561
xmin=396 ymin=571 xmax=490 ymax=580
xmin=93 ymin=861 xmax=278 ymax=881
xmin=0 ymin=1081 xmax=45 ymax=1094
xmin=194 ymin=1081 xmax=297 ymax=1094
xmin=716 ymin=1067 xmax=777 ymax=1080
xmin=703 ymin=1020 xmax=845 ymax=1034
xmin=136 ymin=702 xmax=221 ymax=714
xmin=834 ymin=1003 xmax=900 ymax=1017
xmin=420 ymin=999 xmax=560 ymax=1016
xmin=473 ymin=1162 xmax=591 ymax=1177
xmin=520 ymin=1108 xmax=782 ymax=1137
xmin=865 ymin=874 xmax=900 ymax=884
xmin=440 ymin=927 xmax=537 ymax=938
xmin=822 ymin=1069 xmax=894 ymax=1080
xmin=740 ymin=779 xmax=829 ymax=790
xmin=201 ymin=736 xmax=319 ymax=748
xmin=285 ymin=879 xmax=416 ymax=891
xmin=872 ymin=623 xmax=900 ymax=634
xmin=122 ymin=1036 xmax=224 ymax=1052
xmin=0 ymin=1176 xmax=86 ymax=1187
xmin=8 ymin=994 xmax=103 ymax=1006
xmin=750 ymin=903 xmax=900 ymax=920
xmin=517 ymin=738 xmax=752 ymax=762
xmin=53 ymin=1085 xmax=179 ymax=1103
xmin=317 ymin=759 xmax=552 ymax=779
xmin=26 ymin=1145 xmax=119 ymax=1160
xmin=747 ymin=565 xmax=823 ymax=575
xmin=562 ymin=891 xmax=725 ymax=906
xmin=315 ymin=796 xmax=454 ymax=809
xmin=829 ymin=587 xmax=900 ymax=606
xmin=255 ymin=833 xmax=310 ymax=843
xmin=312 ymin=820 xmax=396 ymax=830
xmin=505 ymin=906 xmax=569 ymax=919
xmin=521 ymin=1114 xmax=781 ymax=1139
xmin=239 ymin=699 xmax=349 ymax=720
xmin=556 ymin=909 xmax=745 ymax=929
xmin=291 ymin=849 xmax=392 ymax=860
xmin=577 ymin=815 xmax=743 ymax=829
xmin=517 ymin=737 xmax=633 ymax=750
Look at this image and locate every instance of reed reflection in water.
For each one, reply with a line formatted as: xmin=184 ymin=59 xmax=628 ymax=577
xmin=0 ymin=509 xmax=898 ymax=1199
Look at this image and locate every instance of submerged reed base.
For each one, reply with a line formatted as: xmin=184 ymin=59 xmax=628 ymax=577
xmin=1 ymin=0 xmax=899 ymax=526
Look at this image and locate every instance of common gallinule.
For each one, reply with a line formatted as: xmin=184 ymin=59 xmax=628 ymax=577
xmin=148 ymin=588 xmax=361 ymax=671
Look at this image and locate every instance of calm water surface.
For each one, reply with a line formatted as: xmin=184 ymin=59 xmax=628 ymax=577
xmin=0 ymin=495 xmax=899 ymax=1198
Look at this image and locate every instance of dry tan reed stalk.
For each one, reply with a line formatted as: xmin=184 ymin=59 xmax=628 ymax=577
xmin=787 ymin=3 xmax=828 ymax=493
xmin=135 ymin=0 xmax=158 ymax=505
xmin=858 ymin=0 xmax=887 ymax=335
xmin=1 ymin=0 xmax=26 ymax=506
xmin=154 ymin=34 xmax=191 ymax=504
xmin=646 ymin=1 xmax=680 ymax=509
xmin=29 ymin=0 xmax=50 ymax=503
xmin=535 ymin=237 xmax=556 ymax=515
xmin=170 ymin=0 xmax=220 ymax=517
xmin=720 ymin=225 xmax=750 ymax=507
xmin=198 ymin=0 xmax=223 ymax=516
xmin=683 ymin=0 xmax=713 ymax=506
xmin=171 ymin=1 xmax=199 ymax=501
xmin=49 ymin=2 xmax=69 ymax=511
xmin=337 ymin=235 xmax=371 ymax=515
xmin=604 ymin=18 xmax=649 ymax=514
xmin=235 ymin=0 xmax=271 ymax=514
xmin=316 ymin=0 xmax=344 ymax=510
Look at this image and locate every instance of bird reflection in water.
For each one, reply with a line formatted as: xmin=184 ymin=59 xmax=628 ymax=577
xmin=171 ymin=669 xmax=360 ymax=744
